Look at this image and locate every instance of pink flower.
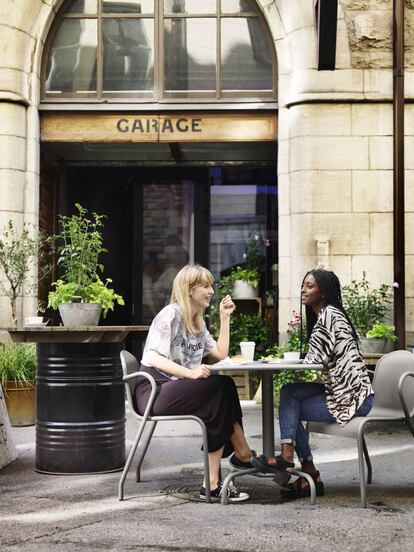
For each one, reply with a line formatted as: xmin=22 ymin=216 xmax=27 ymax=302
xmin=393 ymin=282 xmax=400 ymax=289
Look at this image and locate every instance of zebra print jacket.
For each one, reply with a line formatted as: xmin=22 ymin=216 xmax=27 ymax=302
xmin=304 ymin=305 xmax=374 ymax=426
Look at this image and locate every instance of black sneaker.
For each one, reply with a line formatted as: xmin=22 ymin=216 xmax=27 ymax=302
xmin=229 ymin=450 xmax=256 ymax=470
xmin=199 ymin=481 xmax=249 ymax=503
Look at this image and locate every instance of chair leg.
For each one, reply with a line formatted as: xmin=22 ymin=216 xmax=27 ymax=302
xmin=362 ymin=435 xmax=372 ymax=484
xmin=291 ymin=469 xmax=317 ymax=506
xmin=221 ymin=468 xmax=258 ymax=505
xmin=357 ymin=430 xmax=368 ymax=508
xmin=118 ymin=419 xmax=147 ymax=501
xmin=197 ymin=419 xmax=211 ymax=503
xmin=135 ymin=421 xmax=157 ymax=482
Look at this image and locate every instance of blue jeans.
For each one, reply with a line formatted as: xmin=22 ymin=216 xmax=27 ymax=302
xmin=278 ymin=382 xmax=374 ymax=462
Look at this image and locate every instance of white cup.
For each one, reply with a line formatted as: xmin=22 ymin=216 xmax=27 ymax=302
xmin=240 ymin=341 xmax=255 ymax=361
xmin=25 ymin=316 xmax=43 ymax=325
xmin=284 ymin=351 xmax=300 ymax=360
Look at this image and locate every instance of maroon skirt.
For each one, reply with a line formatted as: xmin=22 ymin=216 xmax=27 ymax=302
xmin=134 ymin=365 xmax=243 ymax=457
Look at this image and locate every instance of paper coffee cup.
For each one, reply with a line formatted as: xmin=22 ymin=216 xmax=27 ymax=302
xmin=240 ymin=341 xmax=255 ymax=361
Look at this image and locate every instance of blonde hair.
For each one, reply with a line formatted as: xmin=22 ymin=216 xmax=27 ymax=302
xmin=170 ymin=264 xmax=214 ymax=335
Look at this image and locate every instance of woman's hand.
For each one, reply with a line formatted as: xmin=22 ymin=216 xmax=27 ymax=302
xmin=190 ymin=364 xmax=212 ymax=379
xmin=220 ymin=294 xmax=236 ymax=318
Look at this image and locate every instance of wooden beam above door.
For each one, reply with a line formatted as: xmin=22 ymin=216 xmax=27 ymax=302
xmin=40 ymin=112 xmax=277 ymax=143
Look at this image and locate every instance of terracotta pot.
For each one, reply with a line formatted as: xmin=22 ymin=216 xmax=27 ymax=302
xmin=4 ymin=381 xmax=35 ymax=427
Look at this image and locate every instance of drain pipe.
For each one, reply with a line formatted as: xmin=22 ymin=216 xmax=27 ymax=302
xmin=393 ymin=0 xmax=405 ymax=349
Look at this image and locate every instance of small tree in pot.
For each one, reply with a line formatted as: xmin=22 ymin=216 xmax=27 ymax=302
xmin=0 ymin=220 xmax=49 ymax=326
xmin=47 ymin=204 xmax=124 ymax=326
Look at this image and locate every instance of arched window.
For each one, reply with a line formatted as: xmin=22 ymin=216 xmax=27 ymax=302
xmin=42 ymin=0 xmax=276 ymax=102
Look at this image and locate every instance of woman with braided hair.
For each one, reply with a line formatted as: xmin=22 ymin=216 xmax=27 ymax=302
xmin=251 ymin=269 xmax=374 ymax=499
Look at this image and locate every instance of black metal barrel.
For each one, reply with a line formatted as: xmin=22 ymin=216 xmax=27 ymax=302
xmin=36 ymin=342 xmax=125 ymax=474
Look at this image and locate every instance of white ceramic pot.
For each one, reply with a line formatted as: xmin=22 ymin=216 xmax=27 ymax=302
xmin=232 ymin=280 xmax=258 ymax=299
xmin=58 ymin=303 xmax=102 ymax=327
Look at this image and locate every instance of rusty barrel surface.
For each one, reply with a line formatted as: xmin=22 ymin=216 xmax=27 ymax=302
xmin=36 ymin=342 xmax=125 ymax=474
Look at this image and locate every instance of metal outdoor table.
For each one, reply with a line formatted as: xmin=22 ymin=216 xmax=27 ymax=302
xmin=7 ymin=326 xmax=149 ymax=474
xmin=211 ymin=360 xmax=323 ymax=457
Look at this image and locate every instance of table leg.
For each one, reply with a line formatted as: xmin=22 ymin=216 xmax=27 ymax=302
xmin=261 ymin=372 xmax=275 ymax=457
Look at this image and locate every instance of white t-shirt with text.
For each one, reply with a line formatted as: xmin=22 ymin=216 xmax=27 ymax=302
xmin=141 ymin=303 xmax=217 ymax=380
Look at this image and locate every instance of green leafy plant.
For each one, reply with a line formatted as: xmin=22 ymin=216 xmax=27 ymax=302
xmin=48 ymin=278 xmax=124 ymax=318
xmin=208 ymin=267 xmax=261 ymax=333
xmin=0 ymin=220 xmax=50 ymax=325
xmin=47 ymin=204 xmax=124 ymax=317
xmin=366 ymin=322 xmax=397 ymax=342
xmin=0 ymin=342 xmax=36 ymax=390
xmin=342 ymin=272 xmax=393 ymax=336
xmin=50 ymin=203 xmax=107 ymax=290
xmin=244 ymin=228 xmax=269 ymax=271
xmin=264 ymin=312 xmax=316 ymax=394
xmin=227 ymin=314 xmax=268 ymax=359
xmin=230 ymin=266 xmax=260 ymax=288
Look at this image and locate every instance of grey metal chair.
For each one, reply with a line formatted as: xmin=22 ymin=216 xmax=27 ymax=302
xmin=307 ymin=350 xmax=414 ymax=507
xmin=118 ymin=350 xmax=211 ymax=502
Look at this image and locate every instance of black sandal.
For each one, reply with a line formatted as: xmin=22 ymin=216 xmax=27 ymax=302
xmin=250 ymin=454 xmax=295 ymax=474
xmin=280 ymin=470 xmax=325 ymax=499
xmin=229 ymin=449 xmax=256 ymax=470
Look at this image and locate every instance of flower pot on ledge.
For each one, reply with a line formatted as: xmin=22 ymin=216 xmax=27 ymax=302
xmin=58 ymin=303 xmax=102 ymax=327
xmin=4 ymin=381 xmax=35 ymax=427
xmin=232 ymin=280 xmax=259 ymax=299
xmin=359 ymin=337 xmax=393 ymax=355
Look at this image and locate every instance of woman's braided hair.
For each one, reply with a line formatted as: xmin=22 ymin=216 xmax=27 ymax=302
xmin=299 ymin=269 xmax=360 ymax=355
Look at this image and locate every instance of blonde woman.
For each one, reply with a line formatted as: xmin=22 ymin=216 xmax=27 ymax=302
xmin=136 ymin=264 xmax=255 ymax=502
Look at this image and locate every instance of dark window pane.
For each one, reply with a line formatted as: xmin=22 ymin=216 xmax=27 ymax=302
xmin=103 ymin=0 xmax=154 ymax=14
xmin=164 ymin=0 xmax=216 ymax=14
xmin=165 ymin=18 xmax=216 ymax=91
xmin=142 ymin=182 xmax=193 ymax=322
xmin=103 ymin=19 xmax=154 ymax=91
xmin=64 ymin=0 xmax=97 ymax=14
xmin=210 ymin=168 xmax=277 ymax=283
xmin=45 ymin=19 xmax=97 ymax=93
xmin=221 ymin=0 xmax=254 ymax=13
xmin=221 ymin=18 xmax=272 ymax=90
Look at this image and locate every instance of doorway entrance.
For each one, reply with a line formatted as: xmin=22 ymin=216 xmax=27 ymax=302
xmin=53 ymin=162 xmax=277 ymax=326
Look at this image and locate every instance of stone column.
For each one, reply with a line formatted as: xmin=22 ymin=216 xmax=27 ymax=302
xmin=0 ymin=102 xmax=27 ymax=326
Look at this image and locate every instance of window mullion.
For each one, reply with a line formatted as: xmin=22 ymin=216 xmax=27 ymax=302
xmin=216 ymin=0 xmax=221 ymax=100
xmin=97 ymin=1 xmax=103 ymax=99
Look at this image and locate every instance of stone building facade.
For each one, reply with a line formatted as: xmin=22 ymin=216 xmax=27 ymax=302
xmin=0 ymin=0 xmax=413 ymax=342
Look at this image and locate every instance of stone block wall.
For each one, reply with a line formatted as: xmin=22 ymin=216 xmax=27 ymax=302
xmin=278 ymin=99 xmax=414 ymax=340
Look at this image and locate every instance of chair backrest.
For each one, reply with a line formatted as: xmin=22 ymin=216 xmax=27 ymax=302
xmin=120 ymin=350 xmax=140 ymax=410
xmin=372 ymin=350 xmax=414 ymax=414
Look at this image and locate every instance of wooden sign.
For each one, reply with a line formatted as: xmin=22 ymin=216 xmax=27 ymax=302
xmin=40 ymin=112 xmax=277 ymax=143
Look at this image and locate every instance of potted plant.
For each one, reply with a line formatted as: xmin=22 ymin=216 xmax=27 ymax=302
xmin=365 ymin=322 xmax=397 ymax=354
xmin=48 ymin=204 xmax=124 ymax=326
xmin=0 ymin=220 xmax=49 ymax=326
xmin=0 ymin=342 xmax=36 ymax=426
xmin=265 ymin=311 xmax=317 ymax=394
xmin=342 ymin=272 xmax=393 ymax=353
xmin=229 ymin=266 xmax=260 ymax=299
